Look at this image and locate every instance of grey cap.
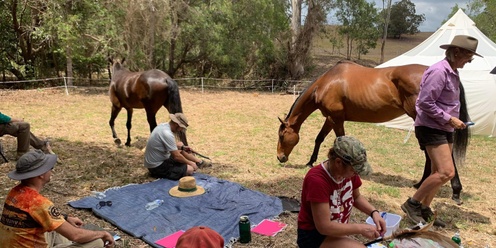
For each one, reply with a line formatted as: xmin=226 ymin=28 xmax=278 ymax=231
xmin=333 ymin=136 xmax=372 ymax=176
xmin=169 ymin=113 xmax=189 ymax=129
xmin=8 ymin=150 xmax=57 ymax=180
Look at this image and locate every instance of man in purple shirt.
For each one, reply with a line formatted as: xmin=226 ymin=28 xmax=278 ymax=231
xmin=401 ymin=35 xmax=482 ymax=227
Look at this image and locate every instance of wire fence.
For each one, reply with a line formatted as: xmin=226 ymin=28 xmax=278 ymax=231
xmin=0 ymin=77 xmax=312 ymax=95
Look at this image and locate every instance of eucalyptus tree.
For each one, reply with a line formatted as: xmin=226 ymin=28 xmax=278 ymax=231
xmin=288 ymin=0 xmax=333 ymax=79
xmin=387 ymin=0 xmax=425 ymax=39
xmin=0 ymin=0 xmax=52 ymax=80
xmin=40 ymin=0 xmax=116 ymax=84
xmin=468 ymin=0 xmax=496 ymax=41
xmin=335 ymin=0 xmax=380 ymax=60
xmin=111 ymin=0 xmax=290 ymax=79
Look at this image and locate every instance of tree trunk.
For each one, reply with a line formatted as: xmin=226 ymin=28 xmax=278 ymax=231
xmin=66 ymin=47 xmax=73 ymax=86
xmin=380 ymin=0 xmax=393 ymax=63
xmin=288 ymin=0 xmax=325 ymax=79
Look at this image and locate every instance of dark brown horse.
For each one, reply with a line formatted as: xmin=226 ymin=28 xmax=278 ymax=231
xmin=109 ymin=60 xmax=187 ymax=146
xmin=277 ymin=61 xmax=469 ymax=203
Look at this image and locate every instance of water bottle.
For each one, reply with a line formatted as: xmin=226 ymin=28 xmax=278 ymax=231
xmin=238 ymin=215 xmax=251 ymax=243
xmin=145 ymin=199 xmax=164 ymax=210
xmin=91 ymin=191 xmax=106 ymax=199
xmin=451 ymin=231 xmax=461 ymax=245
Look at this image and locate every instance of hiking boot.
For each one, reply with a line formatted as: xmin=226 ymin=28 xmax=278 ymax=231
xmin=401 ymin=198 xmax=426 ymax=225
xmin=421 ymin=206 xmax=446 ymax=227
xmin=196 ymin=160 xmax=212 ymax=169
xmin=41 ymin=141 xmax=55 ymax=155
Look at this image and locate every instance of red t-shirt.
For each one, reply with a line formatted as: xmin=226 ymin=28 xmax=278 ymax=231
xmin=0 ymin=184 xmax=65 ymax=248
xmin=298 ymin=161 xmax=362 ymax=230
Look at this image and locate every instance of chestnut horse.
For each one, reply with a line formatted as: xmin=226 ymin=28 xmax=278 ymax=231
xmin=277 ymin=61 xmax=469 ymax=203
xmin=109 ymin=60 xmax=187 ymax=146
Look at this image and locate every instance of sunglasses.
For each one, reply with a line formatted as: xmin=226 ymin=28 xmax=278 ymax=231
xmin=96 ymin=201 xmax=112 ymax=209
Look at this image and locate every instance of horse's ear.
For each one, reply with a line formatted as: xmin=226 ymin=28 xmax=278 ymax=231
xmin=278 ymin=116 xmax=284 ymax=124
xmin=121 ymin=57 xmax=126 ymax=65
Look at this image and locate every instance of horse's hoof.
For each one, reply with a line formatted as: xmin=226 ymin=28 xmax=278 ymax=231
xmin=114 ymin=138 xmax=122 ymax=146
xmin=306 ymin=164 xmax=314 ymax=168
xmin=452 ymin=195 xmax=463 ymax=205
xmin=125 ymin=142 xmax=131 ymax=147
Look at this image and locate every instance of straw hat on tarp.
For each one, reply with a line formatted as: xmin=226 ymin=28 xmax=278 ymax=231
xmin=169 ymin=176 xmax=205 ymax=197
xmin=176 ymin=226 xmax=224 ymax=248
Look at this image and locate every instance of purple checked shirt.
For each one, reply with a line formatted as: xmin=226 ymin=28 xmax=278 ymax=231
xmin=414 ymin=58 xmax=460 ymax=132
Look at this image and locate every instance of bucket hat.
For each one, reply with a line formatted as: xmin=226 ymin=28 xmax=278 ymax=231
xmin=333 ymin=136 xmax=372 ymax=176
xmin=8 ymin=150 xmax=57 ymax=180
xmin=176 ymin=226 xmax=224 ymax=248
xmin=169 ymin=176 xmax=205 ymax=197
xmin=169 ymin=113 xmax=189 ymax=129
xmin=440 ymin=35 xmax=482 ymax=57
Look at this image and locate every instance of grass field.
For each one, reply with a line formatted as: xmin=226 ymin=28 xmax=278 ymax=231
xmin=1 ymin=86 xmax=495 ymax=247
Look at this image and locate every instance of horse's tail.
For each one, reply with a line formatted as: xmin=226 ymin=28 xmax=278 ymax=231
xmin=166 ymin=78 xmax=188 ymax=145
xmin=453 ymin=82 xmax=470 ymax=165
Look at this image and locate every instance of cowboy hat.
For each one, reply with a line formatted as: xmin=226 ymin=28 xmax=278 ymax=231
xmin=440 ymin=35 xmax=482 ymax=57
xmin=8 ymin=150 xmax=57 ymax=180
xmin=169 ymin=176 xmax=205 ymax=197
xmin=169 ymin=113 xmax=189 ymax=129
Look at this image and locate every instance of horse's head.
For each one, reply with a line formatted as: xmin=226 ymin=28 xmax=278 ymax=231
xmin=277 ymin=117 xmax=299 ymax=163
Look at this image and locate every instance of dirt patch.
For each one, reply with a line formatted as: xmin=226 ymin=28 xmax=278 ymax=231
xmin=1 ymin=87 xmax=495 ymax=247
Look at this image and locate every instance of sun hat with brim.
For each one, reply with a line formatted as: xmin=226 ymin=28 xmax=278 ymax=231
xmin=169 ymin=176 xmax=205 ymax=198
xmin=333 ymin=136 xmax=372 ymax=176
xmin=440 ymin=35 xmax=482 ymax=57
xmin=176 ymin=226 xmax=224 ymax=248
xmin=8 ymin=150 xmax=57 ymax=180
xmin=169 ymin=113 xmax=189 ymax=129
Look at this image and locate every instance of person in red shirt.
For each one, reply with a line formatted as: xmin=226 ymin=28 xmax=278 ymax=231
xmin=297 ymin=136 xmax=386 ymax=248
xmin=0 ymin=150 xmax=114 ymax=248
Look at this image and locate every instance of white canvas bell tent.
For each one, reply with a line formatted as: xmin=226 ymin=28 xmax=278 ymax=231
xmin=376 ymin=9 xmax=496 ymax=137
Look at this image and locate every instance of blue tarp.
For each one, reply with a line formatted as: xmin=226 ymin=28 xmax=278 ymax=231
xmin=69 ymin=173 xmax=283 ymax=247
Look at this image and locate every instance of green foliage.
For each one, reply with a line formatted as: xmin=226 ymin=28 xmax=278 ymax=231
xmin=0 ymin=0 xmax=291 ymax=81
xmin=469 ymin=0 xmax=496 ymax=41
xmin=387 ymin=0 xmax=425 ymax=39
xmin=335 ymin=0 xmax=380 ymax=59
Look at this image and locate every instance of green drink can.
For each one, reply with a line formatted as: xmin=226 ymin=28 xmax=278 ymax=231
xmin=239 ymin=215 xmax=251 ymax=243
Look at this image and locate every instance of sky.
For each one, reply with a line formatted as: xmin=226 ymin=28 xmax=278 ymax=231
xmin=328 ymin=0 xmax=471 ymax=32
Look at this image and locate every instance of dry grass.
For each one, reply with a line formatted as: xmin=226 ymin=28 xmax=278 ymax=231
xmin=1 ymin=87 xmax=495 ymax=248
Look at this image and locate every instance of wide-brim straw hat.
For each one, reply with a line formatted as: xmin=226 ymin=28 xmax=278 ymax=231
xmin=169 ymin=113 xmax=189 ymax=129
xmin=440 ymin=35 xmax=482 ymax=57
xmin=9 ymin=150 xmax=57 ymax=180
xmin=169 ymin=176 xmax=205 ymax=198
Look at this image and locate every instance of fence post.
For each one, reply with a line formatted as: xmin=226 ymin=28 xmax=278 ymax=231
xmin=63 ymin=77 xmax=69 ymax=95
xmin=201 ymin=77 xmax=204 ymax=94
xmin=293 ymin=85 xmax=296 ymax=100
xmin=271 ymin=79 xmax=274 ymax=93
